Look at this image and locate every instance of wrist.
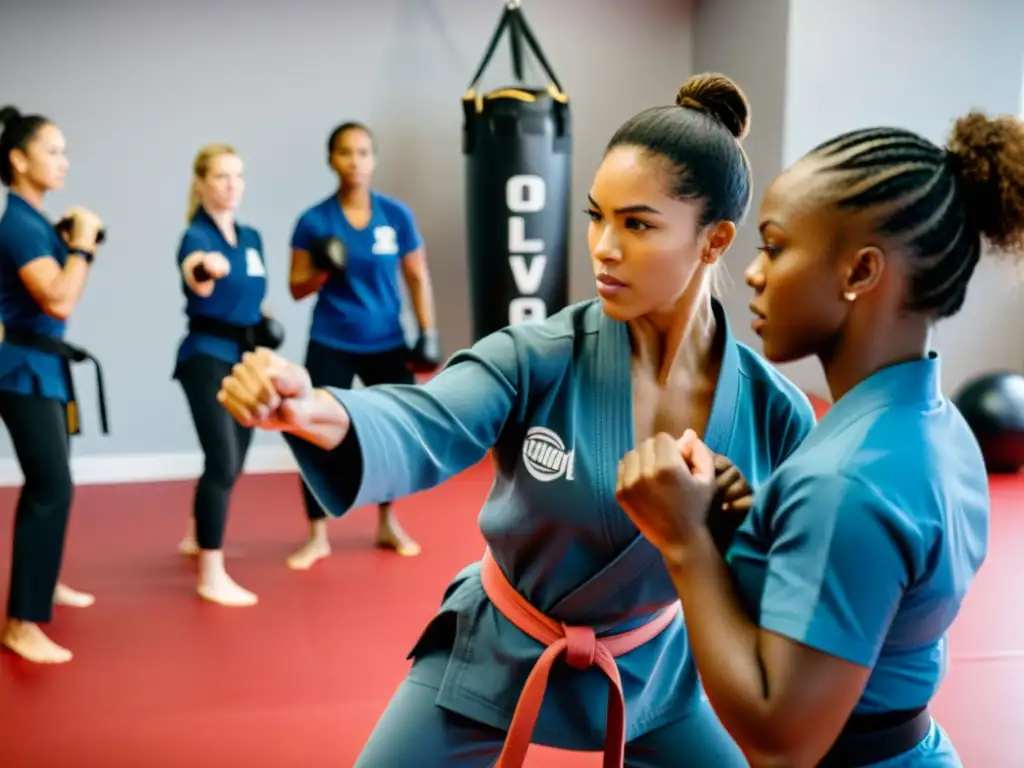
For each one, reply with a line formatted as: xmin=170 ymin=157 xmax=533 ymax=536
xmin=661 ymin=528 xmax=717 ymax=574
xmin=69 ymin=247 xmax=94 ymax=263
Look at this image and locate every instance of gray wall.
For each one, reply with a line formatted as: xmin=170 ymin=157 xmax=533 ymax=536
xmin=695 ymin=0 xmax=1024 ymax=398
xmin=1 ymin=0 xmax=1022 ymax=465
xmin=0 ymin=0 xmax=694 ymax=460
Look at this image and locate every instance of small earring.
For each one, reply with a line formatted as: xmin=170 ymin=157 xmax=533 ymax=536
xmin=843 ymin=291 xmax=857 ymax=302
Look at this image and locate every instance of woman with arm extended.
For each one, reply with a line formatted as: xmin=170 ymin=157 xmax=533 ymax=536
xmin=173 ymin=142 xmax=278 ymax=607
xmin=218 ymin=74 xmax=817 ymax=767
xmin=285 ymin=121 xmax=440 ymax=570
xmin=615 ymin=111 xmax=1024 ymax=765
xmin=0 ymin=106 xmax=104 ymax=664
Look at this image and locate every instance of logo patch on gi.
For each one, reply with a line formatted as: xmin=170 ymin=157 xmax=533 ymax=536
xmin=522 ymin=426 xmax=575 ymax=482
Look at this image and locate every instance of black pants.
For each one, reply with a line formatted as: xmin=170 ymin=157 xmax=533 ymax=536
xmin=176 ymin=354 xmax=253 ymax=550
xmin=0 ymin=392 xmax=73 ymax=624
xmin=302 ymin=340 xmax=413 ymax=521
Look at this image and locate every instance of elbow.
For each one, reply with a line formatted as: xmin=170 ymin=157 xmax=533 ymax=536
xmin=42 ymin=296 xmax=73 ymax=321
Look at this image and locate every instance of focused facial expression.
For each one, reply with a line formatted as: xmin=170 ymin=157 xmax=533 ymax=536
xmin=329 ymin=128 xmax=375 ymax=188
xmin=10 ymin=123 xmax=69 ymax=192
xmin=745 ymin=160 xmax=861 ymax=363
xmin=587 ymin=146 xmax=731 ymax=323
xmin=197 ymin=153 xmax=245 ymax=212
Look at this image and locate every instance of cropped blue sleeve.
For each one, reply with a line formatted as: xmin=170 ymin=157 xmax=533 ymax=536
xmin=758 ymin=473 xmax=910 ymax=667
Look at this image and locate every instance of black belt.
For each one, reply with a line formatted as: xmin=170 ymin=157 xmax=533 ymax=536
xmin=819 ymin=706 xmax=931 ymax=767
xmin=3 ymin=328 xmax=109 ymax=436
xmin=188 ymin=314 xmax=260 ymax=351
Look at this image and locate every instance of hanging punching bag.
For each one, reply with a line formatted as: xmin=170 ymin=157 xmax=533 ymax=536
xmin=463 ymin=1 xmax=572 ymax=343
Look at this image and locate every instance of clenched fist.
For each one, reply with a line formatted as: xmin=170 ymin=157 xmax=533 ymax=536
xmin=217 ymin=348 xmax=351 ymax=450
xmin=615 ymin=430 xmax=718 ymax=562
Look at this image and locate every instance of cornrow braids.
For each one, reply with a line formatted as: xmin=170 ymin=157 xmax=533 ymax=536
xmin=808 ymin=127 xmax=978 ymax=318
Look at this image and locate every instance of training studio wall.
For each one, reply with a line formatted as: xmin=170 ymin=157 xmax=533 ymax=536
xmin=0 ymin=0 xmax=1021 ymax=487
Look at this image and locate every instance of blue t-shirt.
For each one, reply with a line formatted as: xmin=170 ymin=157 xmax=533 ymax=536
xmin=290 ymin=191 xmax=423 ymax=354
xmin=0 ymin=191 xmax=71 ymax=401
xmin=175 ymin=207 xmax=267 ymax=368
xmin=728 ymin=354 xmax=989 ymax=720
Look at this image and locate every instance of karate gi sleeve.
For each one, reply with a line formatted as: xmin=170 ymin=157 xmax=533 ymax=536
xmin=285 ymin=328 xmax=525 ymax=518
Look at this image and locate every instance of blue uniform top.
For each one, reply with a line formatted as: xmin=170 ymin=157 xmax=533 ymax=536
xmin=286 ymin=298 xmax=817 ymax=750
xmin=175 ymin=207 xmax=268 ymax=369
xmin=0 ymin=191 xmax=71 ymax=401
xmin=290 ymin=191 xmax=422 ymax=354
xmin=728 ymin=354 xmax=988 ymax=763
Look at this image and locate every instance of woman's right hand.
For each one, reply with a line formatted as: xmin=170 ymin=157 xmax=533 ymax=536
xmin=62 ymin=207 xmax=105 ymax=252
xmin=217 ymin=348 xmax=351 ymax=450
xmin=200 ymin=251 xmax=231 ymax=280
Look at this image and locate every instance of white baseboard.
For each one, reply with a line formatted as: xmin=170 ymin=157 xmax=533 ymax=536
xmin=0 ymin=445 xmax=299 ymax=487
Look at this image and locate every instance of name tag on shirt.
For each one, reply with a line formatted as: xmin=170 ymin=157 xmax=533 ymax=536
xmin=371 ymin=226 xmax=399 ymax=255
xmin=245 ymin=248 xmax=266 ymax=277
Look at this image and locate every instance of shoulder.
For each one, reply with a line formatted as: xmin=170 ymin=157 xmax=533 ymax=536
xmin=294 ymin=196 xmax=335 ymax=227
xmin=769 ymin=469 xmax=908 ymax=547
xmin=178 ymin=220 xmax=212 ymax=249
xmin=455 ymin=300 xmax=597 ymax=387
xmin=502 ymin=299 xmax=597 ymax=354
xmin=238 ymin=222 xmax=263 ymax=247
xmin=374 ymin=191 xmax=415 ymax=220
xmin=734 ymin=341 xmax=816 ymax=437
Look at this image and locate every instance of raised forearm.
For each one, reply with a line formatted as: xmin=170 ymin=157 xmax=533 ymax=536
xmin=664 ymin=530 xmax=780 ymax=755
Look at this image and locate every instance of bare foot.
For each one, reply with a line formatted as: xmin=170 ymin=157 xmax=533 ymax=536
xmin=197 ymin=550 xmax=257 ymax=607
xmin=375 ymin=510 xmax=421 ymax=557
xmin=286 ymin=538 xmax=331 ymax=571
xmin=53 ymin=583 xmax=95 ymax=608
xmin=178 ymin=536 xmax=199 ymax=556
xmin=1 ymin=619 xmax=73 ymax=664
xmin=179 ymin=520 xmax=199 ymax=556
xmin=197 ymin=576 xmax=258 ymax=607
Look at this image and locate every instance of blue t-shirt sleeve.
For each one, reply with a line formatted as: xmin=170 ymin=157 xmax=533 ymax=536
xmin=774 ymin=394 xmax=816 ymax=467
xmin=393 ymin=201 xmax=424 ymax=257
xmin=758 ymin=473 xmax=910 ymax=668
xmin=176 ymin=228 xmax=210 ymax=266
xmin=8 ymin=220 xmax=56 ymax=270
xmin=285 ymin=327 xmax=522 ymax=518
xmin=289 ymin=212 xmax=317 ymax=253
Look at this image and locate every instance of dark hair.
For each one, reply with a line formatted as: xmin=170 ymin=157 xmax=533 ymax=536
xmin=0 ymin=105 xmax=51 ymax=187
xmin=806 ymin=113 xmax=1024 ymax=319
xmin=327 ymin=121 xmax=374 ymax=155
xmin=605 ymin=73 xmax=753 ymax=227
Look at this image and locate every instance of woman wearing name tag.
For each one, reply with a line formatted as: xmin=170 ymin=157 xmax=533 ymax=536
xmin=0 ymin=105 xmax=104 ymax=664
xmin=174 ymin=142 xmax=272 ymax=607
xmin=284 ymin=121 xmax=441 ymax=570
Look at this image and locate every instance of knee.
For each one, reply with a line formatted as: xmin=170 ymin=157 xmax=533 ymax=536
xmin=24 ymin=463 xmax=73 ymax=515
xmin=201 ymin=451 xmax=242 ymax=490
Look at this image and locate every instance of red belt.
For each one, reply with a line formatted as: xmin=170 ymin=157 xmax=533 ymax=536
xmin=480 ymin=549 xmax=681 ymax=767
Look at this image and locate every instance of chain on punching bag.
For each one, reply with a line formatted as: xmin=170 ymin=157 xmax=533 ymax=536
xmin=462 ymin=1 xmax=572 ymax=342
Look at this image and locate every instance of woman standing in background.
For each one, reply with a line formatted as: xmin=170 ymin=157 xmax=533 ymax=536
xmin=0 ymin=105 xmax=104 ymax=663
xmin=285 ymin=121 xmax=441 ymax=571
xmin=175 ymin=142 xmax=273 ymax=607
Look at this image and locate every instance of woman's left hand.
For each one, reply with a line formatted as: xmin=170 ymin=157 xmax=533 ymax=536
xmin=615 ymin=429 xmax=718 ymax=560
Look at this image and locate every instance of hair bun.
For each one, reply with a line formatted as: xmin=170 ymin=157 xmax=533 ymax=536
xmin=946 ymin=111 xmax=1024 ymax=252
xmin=0 ymin=105 xmax=21 ymax=129
xmin=676 ymin=73 xmax=750 ymax=140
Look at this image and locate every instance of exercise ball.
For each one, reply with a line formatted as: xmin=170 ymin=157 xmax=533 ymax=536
xmin=952 ymin=371 xmax=1024 ymax=474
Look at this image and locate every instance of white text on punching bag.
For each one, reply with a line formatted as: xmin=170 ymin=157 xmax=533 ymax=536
xmin=506 ymin=174 xmax=547 ymax=325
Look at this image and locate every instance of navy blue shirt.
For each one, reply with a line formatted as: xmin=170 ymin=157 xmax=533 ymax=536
xmin=728 ymin=354 xmax=989 ymax=723
xmin=0 ymin=191 xmax=71 ymax=401
xmin=290 ymin=191 xmax=422 ymax=354
xmin=175 ymin=208 xmax=267 ymax=368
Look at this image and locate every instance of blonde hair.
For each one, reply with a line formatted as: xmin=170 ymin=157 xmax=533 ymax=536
xmin=187 ymin=142 xmax=237 ymax=222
